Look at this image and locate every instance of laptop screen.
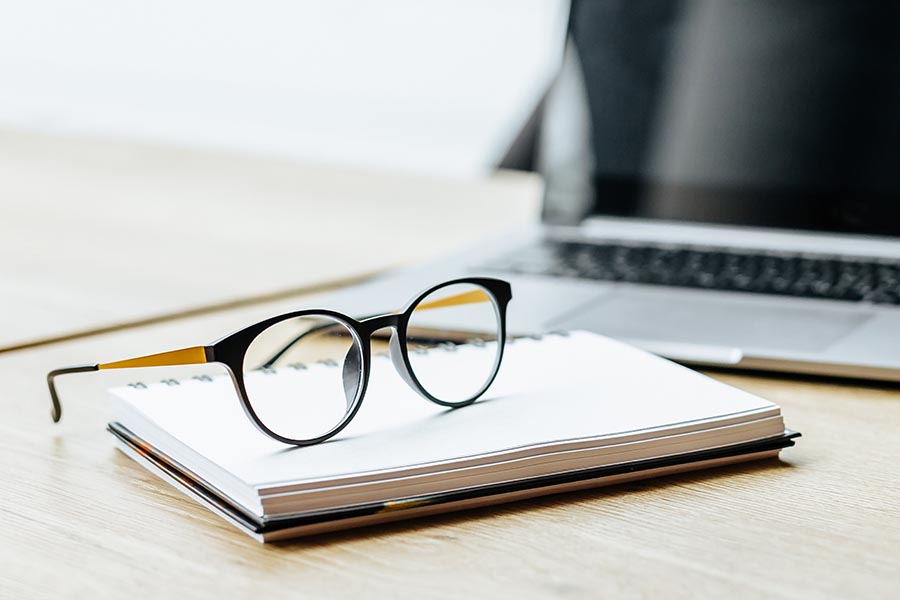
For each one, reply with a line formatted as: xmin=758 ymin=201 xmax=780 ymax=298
xmin=541 ymin=0 xmax=900 ymax=236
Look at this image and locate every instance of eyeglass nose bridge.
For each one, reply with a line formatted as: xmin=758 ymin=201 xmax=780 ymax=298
xmin=340 ymin=315 xmax=400 ymax=414
xmin=347 ymin=313 xmax=421 ymax=402
xmin=356 ymin=313 xmax=402 ymax=336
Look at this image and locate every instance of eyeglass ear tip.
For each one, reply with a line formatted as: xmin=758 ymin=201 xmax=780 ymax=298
xmin=50 ymin=405 xmax=61 ymax=423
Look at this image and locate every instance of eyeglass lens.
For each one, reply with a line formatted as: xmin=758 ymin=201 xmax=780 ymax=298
xmin=405 ymin=282 xmax=502 ymax=405
xmin=242 ymin=315 xmax=363 ymax=441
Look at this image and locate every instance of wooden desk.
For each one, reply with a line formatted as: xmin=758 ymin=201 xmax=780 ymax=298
xmin=2 ymin=288 xmax=898 ymax=599
xmin=0 ymin=128 xmax=540 ymax=351
xmin=1 ymin=133 xmax=898 ymax=598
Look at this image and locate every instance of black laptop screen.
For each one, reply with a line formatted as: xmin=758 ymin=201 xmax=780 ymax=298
xmin=542 ymin=0 xmax=900 ymax=235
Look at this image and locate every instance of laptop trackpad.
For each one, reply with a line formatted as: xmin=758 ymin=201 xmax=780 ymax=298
xmin=551 ymin=290 xmax=871 ymax=353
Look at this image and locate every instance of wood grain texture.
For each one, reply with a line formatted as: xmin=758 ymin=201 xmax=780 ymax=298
xmin=0 ymin=127 xmax=541 ymax=350
xmin=1 ymin=131 xmax=897 ymax=597
xmin=1 ymin=290 xmax=898 ymax=599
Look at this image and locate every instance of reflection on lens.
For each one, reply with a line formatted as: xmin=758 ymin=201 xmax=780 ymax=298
xmin=243 ymin=315 xmax=362 ymax=441
xmin=406 ymin=283 xmax=501 ymax=404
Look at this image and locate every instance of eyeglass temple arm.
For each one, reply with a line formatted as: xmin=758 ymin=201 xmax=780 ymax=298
xmin=412 ymin=288 xmax=491 ymax=311
xmin=260 ymin=289 xmax=493 ymax=368
xmin=47 ymin=365 xmax=99 ymax=423
xmin=47 ymin=346 xmax=211 ymax=423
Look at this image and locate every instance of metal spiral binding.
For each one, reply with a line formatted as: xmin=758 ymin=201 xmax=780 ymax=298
xmin=124 ymin=331 xmax=569 ymax=389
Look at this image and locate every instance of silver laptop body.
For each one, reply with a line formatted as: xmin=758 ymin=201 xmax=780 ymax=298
xmin=326 ymin=1 xmax=900 ymax=382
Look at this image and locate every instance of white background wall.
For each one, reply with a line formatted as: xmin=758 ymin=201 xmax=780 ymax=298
xmin=0 ymin=1 xmax=567 ymax=175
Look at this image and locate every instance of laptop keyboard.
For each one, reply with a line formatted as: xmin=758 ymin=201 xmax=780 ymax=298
xmin=479 ymin=240 xmax=900 ymax=305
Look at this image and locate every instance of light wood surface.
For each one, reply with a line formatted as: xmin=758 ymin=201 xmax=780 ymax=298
xmin=0 ymin=127 xmax=541 ymax=351
xmin=2 ymin=133 xmax=898 ymax=598
xmin=2 ymin=288 xmax=898 ymax=599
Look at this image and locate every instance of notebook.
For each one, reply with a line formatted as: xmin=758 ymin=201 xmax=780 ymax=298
xmin=108 ymin=331 xmax=799 ymax=542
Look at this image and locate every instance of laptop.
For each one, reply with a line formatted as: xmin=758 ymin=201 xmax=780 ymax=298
xmin=326 ymin=0 xmax=900 ymax=382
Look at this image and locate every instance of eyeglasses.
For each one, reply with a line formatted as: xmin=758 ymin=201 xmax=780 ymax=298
xmin=47 ymin=278 xmax=512 ymax=446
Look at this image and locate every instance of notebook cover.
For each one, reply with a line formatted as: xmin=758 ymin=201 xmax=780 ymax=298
xmin=109 ymin=422 xmax=799 ymax=542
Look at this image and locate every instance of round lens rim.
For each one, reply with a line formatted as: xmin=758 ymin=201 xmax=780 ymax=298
xmin=398 ymin=282 xmax=507 ymax=408
xmin=232 ymin=310 xmax=369 ymax=446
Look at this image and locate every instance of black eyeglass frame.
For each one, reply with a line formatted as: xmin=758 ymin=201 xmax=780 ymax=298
xmin=47 ymin=277 xmax=512 ymax=447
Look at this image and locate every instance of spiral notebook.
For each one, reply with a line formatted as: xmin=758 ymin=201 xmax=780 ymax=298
xmin=108 ymin=331 xmax=799 ymax=542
